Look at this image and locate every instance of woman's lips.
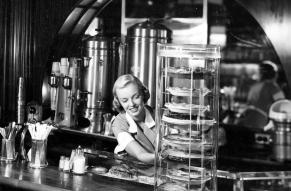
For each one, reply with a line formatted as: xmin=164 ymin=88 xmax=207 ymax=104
xmin=129 ymin=107 xmax=138 ymax=113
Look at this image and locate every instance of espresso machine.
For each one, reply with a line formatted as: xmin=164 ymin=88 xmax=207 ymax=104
xmin=78 ymin=19 xmax=119 ymax=133
xmin=59 ymin=58 xmax=80 ymax=127
xmin=48 ymin=61 xmax=61 ymax=121
xmin=54 ymin=58 xmax=70 ymax=124
xmin=48 ymin=58 xmax=80 ymax=128
xmin=268 ymin=99 xmax=291 ymax=161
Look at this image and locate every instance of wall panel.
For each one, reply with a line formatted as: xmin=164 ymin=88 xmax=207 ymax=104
xmin=0 ymin=0 xmax=79 ymax=122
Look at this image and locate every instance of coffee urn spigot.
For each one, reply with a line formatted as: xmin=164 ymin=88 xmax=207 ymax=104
xmin=83 ymin=57 xmax=91 ymax=68
xmin=48 ymin=74 xmax=60 ymax=87
xmin=63 ymin=76 xmax=72 ymax=90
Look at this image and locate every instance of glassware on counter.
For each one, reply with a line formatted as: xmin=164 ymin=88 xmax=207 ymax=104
xmin=0 ymin=122 xmax=21 ymax=162
xmin=1 ymin=139 xmax=16 ymax=161
xmin=155 ymin=43 xmax=220 ymax=191
xmin=27 ymin=122 xmax=56 ymax=168
xmin=29 ymin=139 xmax=48 ymax=168
xmin=103 ymin=113 xmax=114 ymax=136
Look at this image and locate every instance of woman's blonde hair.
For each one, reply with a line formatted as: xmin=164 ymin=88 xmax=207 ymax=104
xmin=112 ymin=74 xmax=150 ymax=112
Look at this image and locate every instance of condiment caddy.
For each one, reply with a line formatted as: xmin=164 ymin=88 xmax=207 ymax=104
xmin=58 ymin=145 xmax=87 ymax=175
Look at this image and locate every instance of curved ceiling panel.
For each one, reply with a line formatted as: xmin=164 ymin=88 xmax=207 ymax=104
xmin=58 ymin=8 xmax=84 ymax=35
xmin=79 ymin=0 xmax=96 ymax=6
xmin=58 ymin=0 xmax=112 ymax=35
xmin=92 ymin=0 xmax=110 ymax=7
xmin=49 ymin=0 xmax=113 ymax=59
xmin=72 ymin=8 xmax=97 ymax=34
xmin=236 ymin=0 xmax=291 ymax=90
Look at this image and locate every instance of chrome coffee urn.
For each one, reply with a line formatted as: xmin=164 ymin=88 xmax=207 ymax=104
xmin=268 ymin=99 xmax=291 ymax=161
xmin=79 ymin=21 xmax=119 ymax=133
xmin=125 ymin=20 xmax=171 ymax=108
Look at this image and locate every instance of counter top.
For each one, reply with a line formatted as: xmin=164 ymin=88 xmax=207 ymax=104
xmin=2 ymin=152 xmax=291 ymax=191
xmin=0 ymin=161 xmax=153 ymax=191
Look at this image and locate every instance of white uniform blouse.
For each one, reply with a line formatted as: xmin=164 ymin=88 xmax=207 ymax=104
xmin=112 ymin=108 xmax=155 ymax=154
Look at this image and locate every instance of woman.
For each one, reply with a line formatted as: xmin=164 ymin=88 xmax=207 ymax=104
xmin=111 ymin=74 xmax=156 ymax=164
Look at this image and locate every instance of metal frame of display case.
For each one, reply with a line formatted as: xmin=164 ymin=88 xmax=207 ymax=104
xmin=218 ymin=170 xmax=291 ymax=191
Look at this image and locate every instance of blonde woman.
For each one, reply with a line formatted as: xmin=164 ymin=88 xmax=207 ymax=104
xmin=111 ymin=74 xmax=156 ymax=164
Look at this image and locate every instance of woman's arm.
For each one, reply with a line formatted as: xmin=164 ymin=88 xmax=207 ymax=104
xmin=125 ymin=140 xmax=155 ymax=164
xmin=112 ymin=113 xmax=155 ymax=164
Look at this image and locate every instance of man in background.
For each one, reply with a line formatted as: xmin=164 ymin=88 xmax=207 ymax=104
xmin=247 ymin=60 xmax=285 ymax=114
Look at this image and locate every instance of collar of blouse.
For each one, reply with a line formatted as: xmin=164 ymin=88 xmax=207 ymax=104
xmin=125 ymin=108 xmax=155 ymax=133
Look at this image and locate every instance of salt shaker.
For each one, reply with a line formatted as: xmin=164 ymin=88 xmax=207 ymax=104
xmin=72 ymin=146 xmax=86 ymax=174
xmin=59 ymin=156 xmax=65 ymax=170
xmin=63 ymin=157 xmax=70 ymax=172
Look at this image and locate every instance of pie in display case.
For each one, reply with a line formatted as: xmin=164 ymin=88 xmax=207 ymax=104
xmin=154 ymin=44 xmax=220 ymax=191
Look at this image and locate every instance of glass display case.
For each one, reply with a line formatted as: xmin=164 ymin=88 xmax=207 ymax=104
xmin=154 ymin=44 xmax=220 ymax=191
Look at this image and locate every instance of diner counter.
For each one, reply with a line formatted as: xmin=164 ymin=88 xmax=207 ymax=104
xmin=0 ymin=161 xmax=153 ymax=191
xmin=3 ymin=123 xmax=290 ymax=191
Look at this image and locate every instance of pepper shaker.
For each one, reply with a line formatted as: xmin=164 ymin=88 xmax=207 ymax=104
xmin=63 ymin=157 xmax=70 ymax=172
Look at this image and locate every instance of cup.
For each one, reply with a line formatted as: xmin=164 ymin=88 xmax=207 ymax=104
xmin=33 ymin=168 xmax=42 ymax=184
xmin=103 ymin=113 xmax=113 ymax=136
xmin=1 ymin=139 xmax=16 ymax=161
xmin=29 ymin=139 xmax=48 ymax=168
xmin=4 ymin=163 xmax=13 ymax=177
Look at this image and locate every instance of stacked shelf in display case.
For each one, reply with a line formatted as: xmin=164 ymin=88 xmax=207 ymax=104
xmin=154 ymin=44 xmax=220 ymax=191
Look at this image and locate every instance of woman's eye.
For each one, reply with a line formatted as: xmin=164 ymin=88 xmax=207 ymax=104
xmin=120 ymin=99 xmax=128 ymax=103
xmin=134 ymin=94 xmax=141 ymax=99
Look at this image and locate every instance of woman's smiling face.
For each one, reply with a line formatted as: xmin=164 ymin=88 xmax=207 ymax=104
xmin=116 ymin=82 xmax=145 ymax=120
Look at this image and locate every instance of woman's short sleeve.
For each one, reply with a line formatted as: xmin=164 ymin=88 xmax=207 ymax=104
xmin=112 ymin=114 xmax=134 ymax=153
